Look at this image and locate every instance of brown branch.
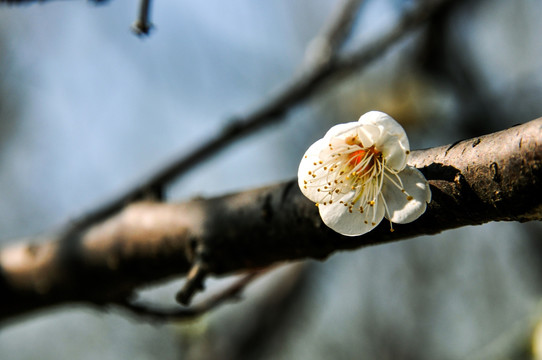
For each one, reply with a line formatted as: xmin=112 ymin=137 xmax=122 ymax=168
xmin=1 ymin=118 xmax=541 ymax=324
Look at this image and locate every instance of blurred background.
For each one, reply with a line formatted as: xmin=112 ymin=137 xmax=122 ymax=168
xmin=1 ymin=0 xmax=542 ymax=358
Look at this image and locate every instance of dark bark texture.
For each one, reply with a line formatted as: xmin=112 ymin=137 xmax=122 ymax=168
xmin=1 ymin=118 xmax=541 ymax=323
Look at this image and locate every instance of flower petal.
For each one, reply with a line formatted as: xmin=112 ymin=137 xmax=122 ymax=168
xmin=356 ymin=124 xmax=380 ymax=148
xmin=298 ymin=138 xmax=327 ymax=202
xmin=377 ymin=132 xmax=408 ymax=170
xmin=323 ymin=121 xmax=359 ymax=140
xmin=381 ymin=166 xmax=431 ymax=224
xmin=358 ymin=111 xmax=409 ymax=170
xmin=358 ymin=111 xmax=409 ymax=150
xmin=318 ymin=192 xmax=386 ymax=236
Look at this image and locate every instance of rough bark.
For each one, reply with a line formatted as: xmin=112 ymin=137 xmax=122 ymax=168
xmin=1 ymin=118 xmax=541 ymax=323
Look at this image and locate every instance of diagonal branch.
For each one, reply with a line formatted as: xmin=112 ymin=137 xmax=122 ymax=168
xmin=303 ymin=0 xmax=365 ymax=67
xmin=55 ymin=0 xmax=451 ymax=234
xmin=1 ymin=118 xmax=541 ymax=324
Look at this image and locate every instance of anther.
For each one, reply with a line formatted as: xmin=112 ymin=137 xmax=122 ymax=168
xmin=345 ymin=136 xmax=358 ymax=145
xmin=407 ymin=195 xmax=413 ymax=201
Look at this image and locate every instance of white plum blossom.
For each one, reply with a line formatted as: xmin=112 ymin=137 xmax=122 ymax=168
xmin=298 ymin=111 xmax=431 ymax=236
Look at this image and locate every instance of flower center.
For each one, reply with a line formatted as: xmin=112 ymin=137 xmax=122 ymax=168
xmin=303 ymin=134 xmax=387 ymax=221
xmin=348 ymin=146 xmax=380 ymax=171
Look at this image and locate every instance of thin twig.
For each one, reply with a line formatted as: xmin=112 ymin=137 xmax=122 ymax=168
xmin=175 ymin=259 xmax=209 ymax=305
xmin=117 ymin=269 xmax=264 ymax=321
xmin=132 ymin=0 xmax=153 ymax=36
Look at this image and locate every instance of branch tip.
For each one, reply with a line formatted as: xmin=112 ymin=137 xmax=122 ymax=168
xmin=175 ymin=260 xmax=209 ymax=305
xmin=132 ymin=0 xmax=153 ymax=37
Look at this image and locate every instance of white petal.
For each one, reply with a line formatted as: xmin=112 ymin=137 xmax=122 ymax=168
xmin=356 ymin=124 xmax=380 ymax=148
xmin=298 ymin=138 xmax=327 ymax=202
xmin=318 ymin=136 xmax=349 ymax=159
xmin=323 ymin=121 xmax=359 ymax=140
xmin=358 ymin=111 xmax=409 ymax=150
xmin=381 ymin=166 xmax=431 ymax=224
xmin=318 ymin=192 xmax=386 ymax=236
xmin=377 ymin=132 xmax=408 ymax=170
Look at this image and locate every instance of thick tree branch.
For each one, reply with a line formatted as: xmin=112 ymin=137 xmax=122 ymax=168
xmin=1 ymin=118 xmax=541 ymax=324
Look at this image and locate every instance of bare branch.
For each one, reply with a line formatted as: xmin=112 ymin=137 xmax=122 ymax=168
xmin=1 ymin=118 xmax=541 ymax=324
xmin=115 ymin=270 xmax=263 ymax=322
